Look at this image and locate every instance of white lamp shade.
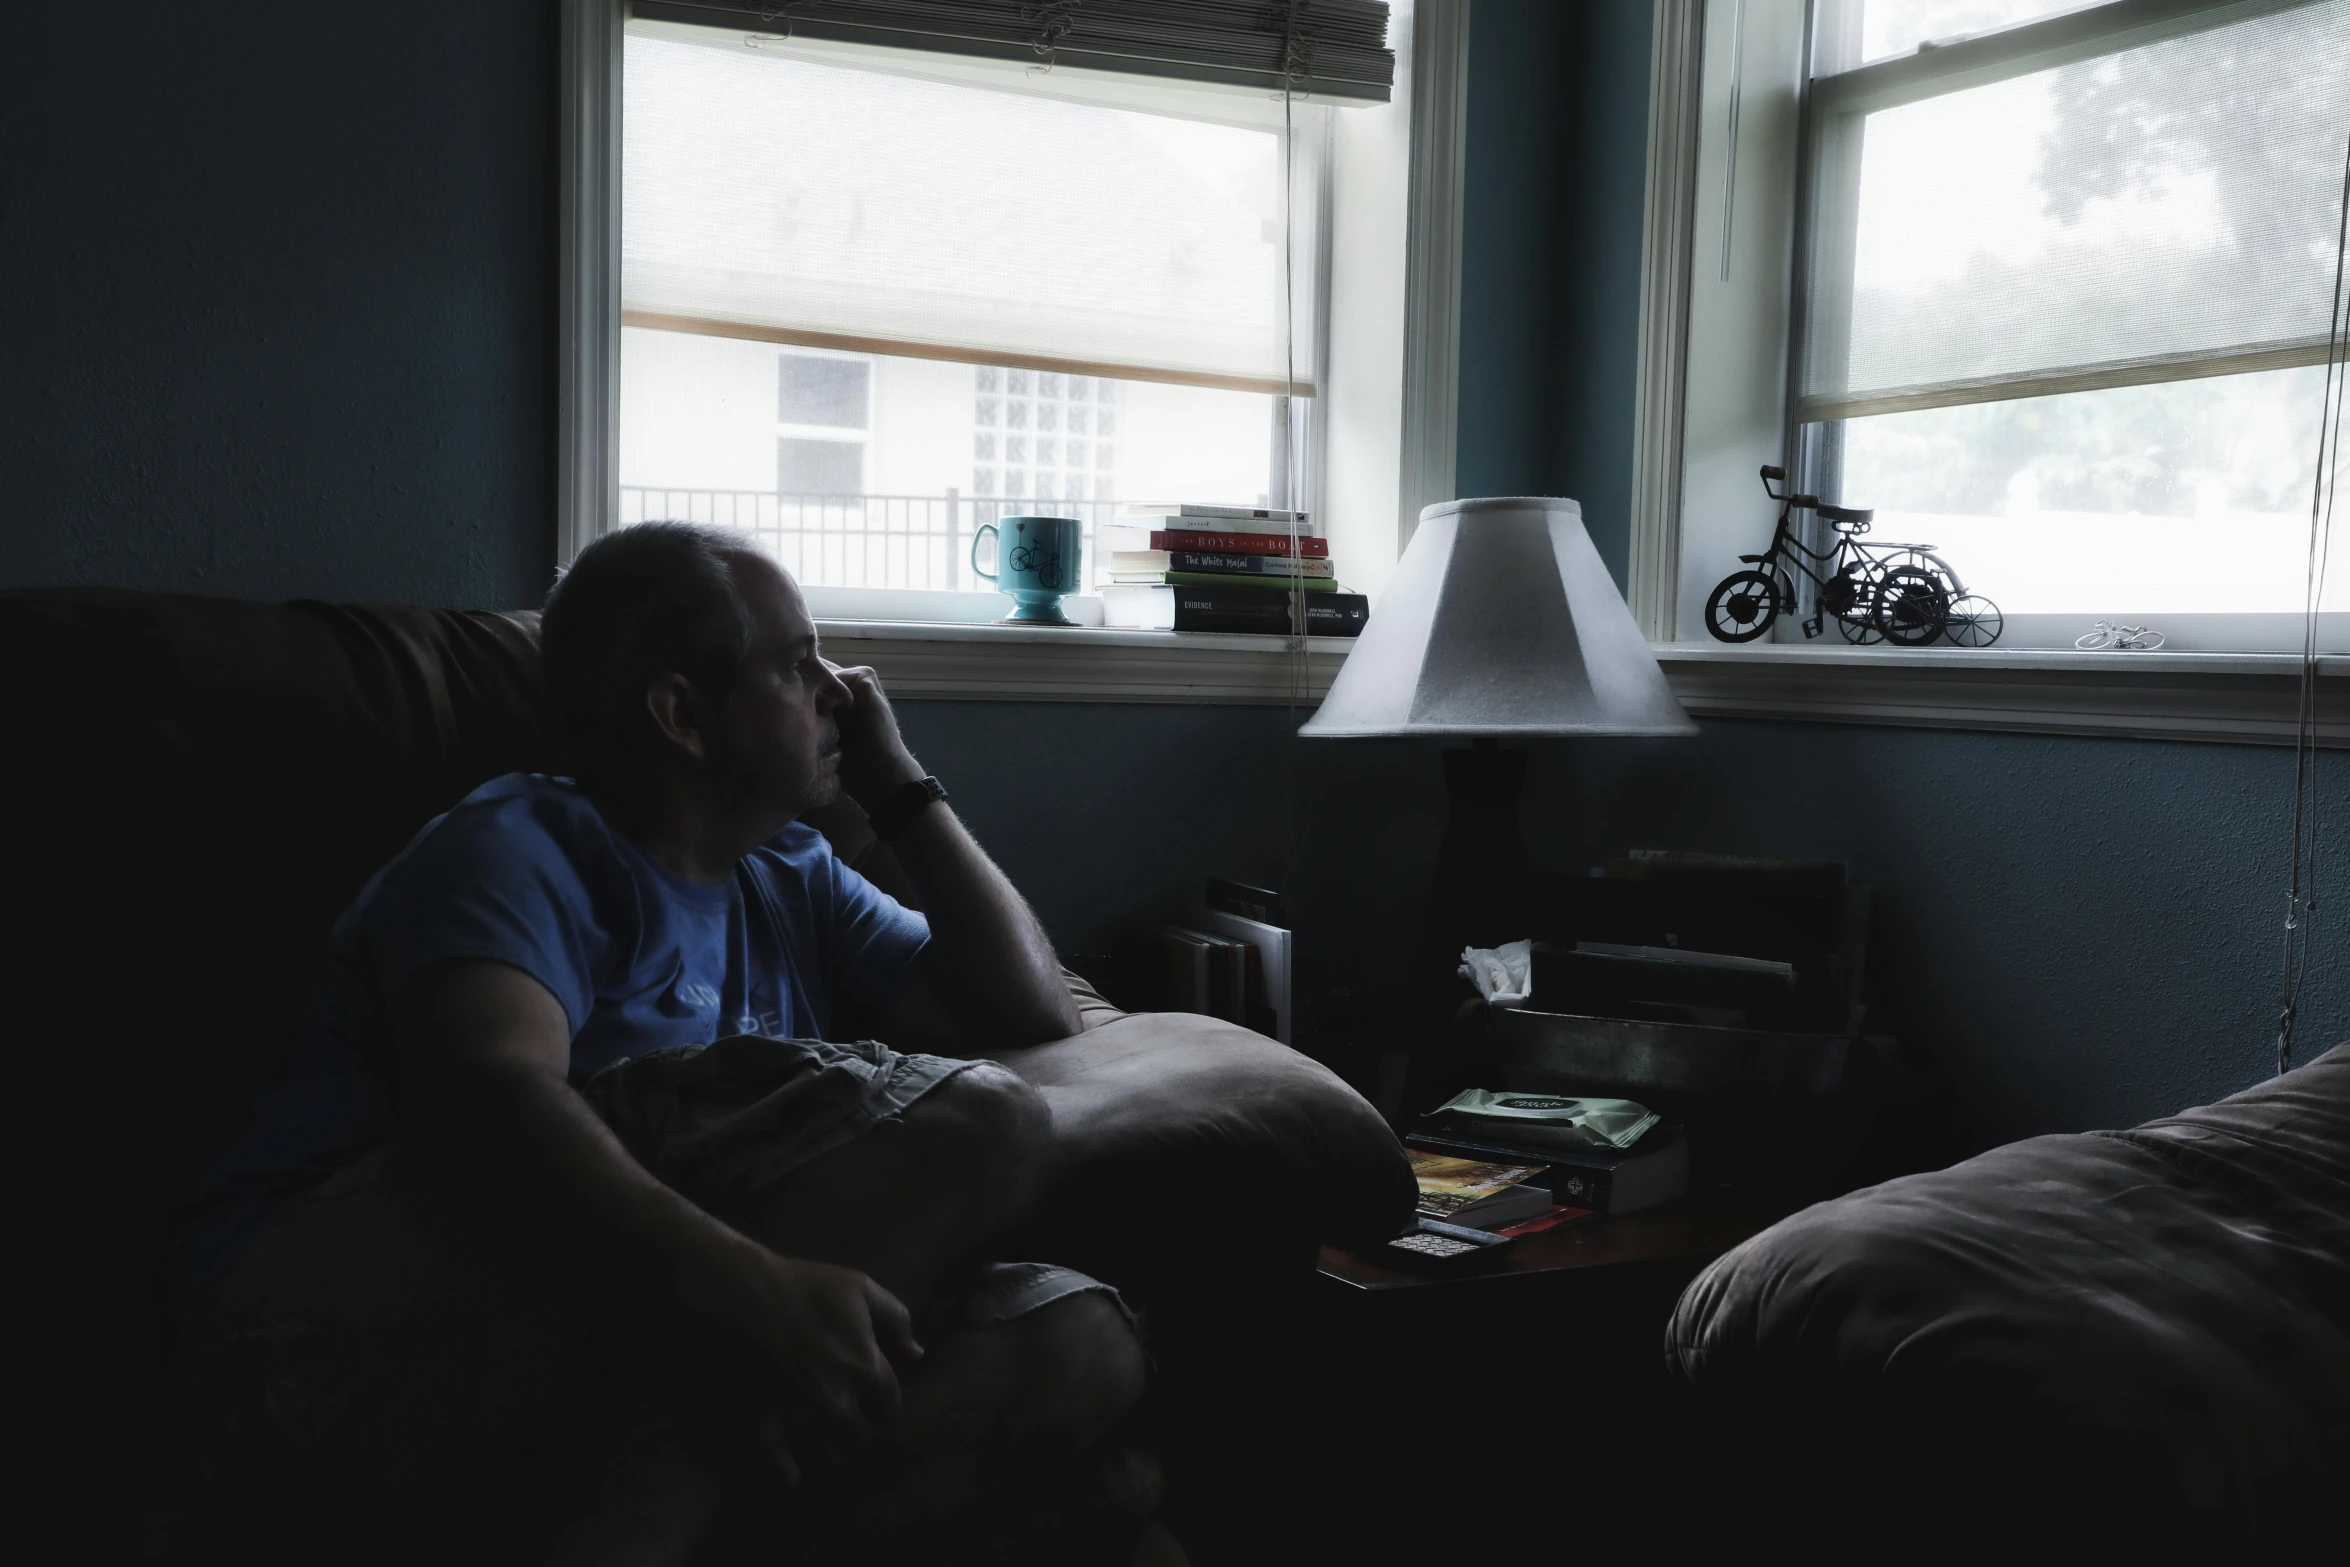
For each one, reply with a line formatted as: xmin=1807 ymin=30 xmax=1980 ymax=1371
xmin=1300 ymin=497 xmax=1697 ymax=738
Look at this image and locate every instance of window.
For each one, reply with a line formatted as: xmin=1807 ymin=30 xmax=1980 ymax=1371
xmin=1801 ymin=0 xmax=2347 ymax=633
xmin=612 ymin=15 xmax=1348 ymax=612
xmin=1667 ymin=0 xmax=2350 ymax=654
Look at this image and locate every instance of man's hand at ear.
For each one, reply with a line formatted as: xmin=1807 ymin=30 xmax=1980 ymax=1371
xmin=392 ymin=958 xmax=923 ymax=1484
xmin=828 ymin=661 xmax=928 ymax=809
xmin=823 ymin=663 xmax=1081 ymax=1053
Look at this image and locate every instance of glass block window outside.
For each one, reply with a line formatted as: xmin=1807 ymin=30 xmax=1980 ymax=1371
xmin=977 ymin=370 xmax=1122 ymax=501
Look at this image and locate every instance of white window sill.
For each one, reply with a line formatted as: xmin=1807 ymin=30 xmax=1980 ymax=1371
xmin=815 ymin=617 xmax=1349 ymax=705
xmin=1655 ymin=642 xmax=2350 ymax=747
xmin=816 ymin=618 xmax=2346 ymax=746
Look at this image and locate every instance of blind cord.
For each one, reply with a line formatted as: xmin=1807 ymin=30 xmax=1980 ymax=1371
xmin=1280 ymin=5 xmax=1311 ymax=907
xmin=2278 ymin=132 xmax=2350 ymax=1077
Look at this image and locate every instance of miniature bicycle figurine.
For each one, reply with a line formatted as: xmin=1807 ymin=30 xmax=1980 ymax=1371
xmin=1703 ymin=466 xmax=2002 ymax=647
xmin=2075 ymin=621 xmax=2165 ymax=651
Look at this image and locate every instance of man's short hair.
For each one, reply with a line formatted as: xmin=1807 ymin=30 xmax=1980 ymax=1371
xmin=541 ymin=522 xmax=759 ymax=784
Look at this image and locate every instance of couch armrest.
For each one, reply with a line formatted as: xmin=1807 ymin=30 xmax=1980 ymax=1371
xmin=998 ymin=1012 xmax=1417 ymax=1267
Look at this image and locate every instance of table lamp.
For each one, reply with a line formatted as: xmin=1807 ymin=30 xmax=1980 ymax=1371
xmin=1301 ymin=496 xmax=1697 ymax=968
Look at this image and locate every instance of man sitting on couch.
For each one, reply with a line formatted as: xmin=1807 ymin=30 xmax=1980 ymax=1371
xmin=168 ymin=522 xmax=1146 ymax=1561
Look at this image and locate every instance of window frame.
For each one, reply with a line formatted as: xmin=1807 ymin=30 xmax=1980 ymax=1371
xmin=558 ymin=0 xmax=1465 ymax=701
xmin=1629 ymin=0 xmax=2350 ymax=745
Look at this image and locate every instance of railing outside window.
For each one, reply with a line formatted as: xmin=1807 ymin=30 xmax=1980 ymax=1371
xmin=616 ymin=487 xmax=1126 ymax=593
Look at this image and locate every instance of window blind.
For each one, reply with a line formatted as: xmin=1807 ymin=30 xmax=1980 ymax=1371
xmin=630 ymin=0 xmax=1395 ymax=103
xmin=1798 ymin=0 xmax=2350 ymax=423
xmin=622 ymin=20 xmax=1330 ymax=393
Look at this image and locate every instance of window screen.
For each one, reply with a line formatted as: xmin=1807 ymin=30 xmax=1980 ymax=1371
xmin=777 ymin=438 xmax=864 ymax=495
xmin=779 ymin=356 xmax=869 ymax=428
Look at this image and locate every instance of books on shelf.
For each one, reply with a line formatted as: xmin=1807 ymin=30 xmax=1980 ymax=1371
xmin=1112 ymin=917 xmax=1284 ymax=1038
xmin=1191 ymin=901 xmax=1293 ymax=1045
xmin=1113 ymin=570 xmax=1344 ymax=593
xmin=1102 ymin=583 xmax=1370 ymax=636
xmin=1109 ymin=550 xmax=1336 ymax=579
xmin=1104 ymin=503 xmax=1364 ymax=637
xmin=1144 ymin=529 xmax=1327 ymax=558
xmin=1122 ymin=503 xmax=1317 ymax=534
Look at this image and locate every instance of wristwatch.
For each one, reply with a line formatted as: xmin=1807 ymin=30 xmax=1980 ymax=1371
xmin=867 ymin=774 xmax=949 ymax=841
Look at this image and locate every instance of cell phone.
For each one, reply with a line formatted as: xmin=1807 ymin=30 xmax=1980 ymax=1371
xmin=1381 ymin=1216 xmax=1516 ymax=1269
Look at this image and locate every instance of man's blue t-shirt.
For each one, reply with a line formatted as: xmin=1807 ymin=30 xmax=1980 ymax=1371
xmin=168 ymin=773 xmax=932 ymax=1310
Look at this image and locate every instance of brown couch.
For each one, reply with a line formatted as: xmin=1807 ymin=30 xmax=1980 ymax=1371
xmin=1667 ymin=1041 xmax=2350 ymax=1549
xmin=5 ymin=587 xmax=1412 ymax=1556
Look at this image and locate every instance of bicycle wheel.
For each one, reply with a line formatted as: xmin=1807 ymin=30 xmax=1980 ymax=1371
xmin=1827 ymin=562 xmax=1886 ymax=643
xmin=1943 ymin=594 xmax=2003 ymax=647
xmin=1704 ymin=570 xmax=1780 ymax=643
xmin=1836 ymin=608 xmax=1886 ymax=644
xmin=1875 ymin=565 xmax=1950 ymax=646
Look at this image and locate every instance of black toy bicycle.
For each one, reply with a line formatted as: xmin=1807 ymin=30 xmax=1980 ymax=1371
xmin=1704 ymin=466 xmax=2001 ymax=647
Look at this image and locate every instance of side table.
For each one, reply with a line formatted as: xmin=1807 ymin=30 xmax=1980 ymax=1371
xmin=1315 ymin=1188 xmax=1796 ymax=1292
xmin=1216 ymin=1189 xmax=1805 ymax=1564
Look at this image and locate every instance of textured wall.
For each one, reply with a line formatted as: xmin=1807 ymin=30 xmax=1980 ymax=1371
xmin=0 ymin=4 xmax=558 ymax=608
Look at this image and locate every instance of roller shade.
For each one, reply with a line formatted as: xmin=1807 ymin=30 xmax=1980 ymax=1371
xmin=622 ymin=19 xmax=1342 ymax=393
xmin=1799 ymin=0 xmax=2350 ymax=424
xmin=630 ymin=0 xmax=1395 ymax=102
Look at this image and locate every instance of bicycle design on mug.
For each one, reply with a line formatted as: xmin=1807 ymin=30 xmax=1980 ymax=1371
xmin=1008 ymin=540 xmax=1063 ymax=581
xmin=2076 ymin=620 xmax=2165 ymax=650
xmin=1704 ymin=466 xmax=2003 ymax=647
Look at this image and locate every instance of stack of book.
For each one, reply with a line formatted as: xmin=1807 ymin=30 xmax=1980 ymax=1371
xmin=1098 ymin=503 xmax=1369 ymax=636
xmin=1406 ymin=1149 xmax=1593 ymax=1237
xmin=1407 ymin=1116 xmax=1690 ymax=1215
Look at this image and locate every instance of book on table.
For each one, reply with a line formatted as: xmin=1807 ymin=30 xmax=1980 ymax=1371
xmin=1406 ymin=1149 xmax=1557 ymax=1232
xmin=1407 ymin=1121 xmax=1691 ymax=1215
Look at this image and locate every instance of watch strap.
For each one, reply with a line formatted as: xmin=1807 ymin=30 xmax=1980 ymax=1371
xmin=867 ymin=774 xmax=948 ymax=842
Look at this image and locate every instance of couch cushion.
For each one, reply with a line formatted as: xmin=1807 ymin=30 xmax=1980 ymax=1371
xmin=1667 ymin=1041 xmax=2350 ymax=1538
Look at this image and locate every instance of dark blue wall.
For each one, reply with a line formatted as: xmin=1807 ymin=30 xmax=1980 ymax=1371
xmin=6 ymin=0 xmax=2338 ymax=1152
xmin=1456 ymin=1 xmax=1656 ymax=592
xmin=0 ymin=5 xmax=557 ymax=607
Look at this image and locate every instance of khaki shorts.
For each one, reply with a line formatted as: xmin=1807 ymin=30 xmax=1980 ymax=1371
xmin=174 ymin=1035 xmax=1118 ymax=1499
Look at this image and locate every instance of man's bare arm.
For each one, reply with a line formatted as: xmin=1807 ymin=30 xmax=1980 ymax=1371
xmin=828 ymin=664 xmax=1081 ymax=1052
xmin=392 ymin=958 xmax=921 ymax=1480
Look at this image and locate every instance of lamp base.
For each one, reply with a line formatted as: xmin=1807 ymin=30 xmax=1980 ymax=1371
xmin=1425 ymin=742 xmax=1534 ymax=958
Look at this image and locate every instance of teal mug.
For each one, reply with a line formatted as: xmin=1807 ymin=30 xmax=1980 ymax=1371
xmin=972 ymin=514 xmax=1083 ymax=624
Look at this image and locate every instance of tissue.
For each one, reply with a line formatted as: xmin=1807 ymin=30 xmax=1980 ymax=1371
xmin=1458 ymin=940 xmax=1533 ymax=1008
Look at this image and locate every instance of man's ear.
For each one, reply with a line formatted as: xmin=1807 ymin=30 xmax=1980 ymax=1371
xmin=643 ymin=672 xmax=711 ymax=762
